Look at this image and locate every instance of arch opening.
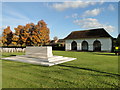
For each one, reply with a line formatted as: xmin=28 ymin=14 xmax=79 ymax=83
xmin=82 ymin=41 xmax=88 ymax=51
xmin=71 ymin=41 xmax=77 ymax=50
xmin=93 ymin=40 xmax=101 ymax=51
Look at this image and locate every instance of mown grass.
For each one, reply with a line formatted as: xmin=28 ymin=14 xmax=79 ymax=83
xmin=1 ymin=51 xmax=119 ymax=88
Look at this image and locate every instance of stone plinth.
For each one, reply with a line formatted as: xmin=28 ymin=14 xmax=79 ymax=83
xmin=2 ymin=46 xmax=76 ymax=66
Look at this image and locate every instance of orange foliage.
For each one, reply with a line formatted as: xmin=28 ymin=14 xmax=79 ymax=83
xmin=2 ymin=26 xmax=13 ymax=46
xmin=2 ymin=20 xmax=50 ymax=46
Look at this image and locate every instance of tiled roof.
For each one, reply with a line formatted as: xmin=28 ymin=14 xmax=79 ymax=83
xmin=64 ymin=28 xmax=112 ymax=39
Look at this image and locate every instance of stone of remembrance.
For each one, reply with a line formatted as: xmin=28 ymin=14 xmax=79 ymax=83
xmin=2 ymin=46 xmax=76 ymax=66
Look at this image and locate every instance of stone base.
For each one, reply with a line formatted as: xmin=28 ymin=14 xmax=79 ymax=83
xmin=2 ymin=55 xmax=76 ymax=66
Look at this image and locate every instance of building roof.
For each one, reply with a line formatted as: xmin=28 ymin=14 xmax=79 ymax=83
xmin=50 ymin=39 xmax=65 ymax=43
xmin=64 ymin=28 xmax=112 ymax=39
xmin=58 ymin=39 xmax=65 ymax=43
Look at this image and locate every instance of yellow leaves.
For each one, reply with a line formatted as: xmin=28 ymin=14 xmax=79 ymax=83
xmin=3 ymin=26 xmax=12 ymax=34
xmin=11 ymin=42 xmax=17 ymax=46
xmin=2 ymin=26 xmax=14 ymax=46
xmin=12 ymin=35 xmax=19 ymax=41
xmin=14 ymin=27 xmax=19 ymax=31
xmin=2 ymin=20 xmax=50 ymax=46
xmin=18 ymin=25 xmax=24 ymax=29
xmin=2 ymin=36 xmax=7 ymax=42
xmin=30 ymin=23 xmax=35 ymax=26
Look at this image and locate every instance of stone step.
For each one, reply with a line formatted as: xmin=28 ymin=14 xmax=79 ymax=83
xmin=52 ymin=58 xmax=76 ymax=65
xmin=23 ymin=54 xmax=48 ymax=58
xmin=20 ymin=55 xmax=63 ymax=60
xmin=2 ymin=56 xmax=76 ymax=66
xmin=16 ymin=55 xmax=69 ymax=62
xmin=2 ymin=57 xmax=54 ymax=66
xmin=48 ymin=57 xmax=69 ymax=62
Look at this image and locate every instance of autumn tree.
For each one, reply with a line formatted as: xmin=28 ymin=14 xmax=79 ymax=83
xmin=12 ymin=34 xmax=19 ymax=46
xmin=14 ymin=20 xmax=50 ymax=46
xmin=2 ymin=20 xmax=50 ymax=46
xmin=37 ymin=20 xmax=50 ymax=45
xmin=24 ymin=23 xmax=36 ymax=46
xmin=2 ymin=26 xmax=13 ymax=46
xmin=14 ymin=25 xmax=26 ymax=46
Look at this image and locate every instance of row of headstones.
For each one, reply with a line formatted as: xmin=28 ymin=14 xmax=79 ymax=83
xmin=0 ymin=48 xmax=26 ymax=52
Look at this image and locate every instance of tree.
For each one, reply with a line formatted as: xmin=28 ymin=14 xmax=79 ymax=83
xmin=2 ymin=20 xmax=50 ymax=46
xmin=53 ymin=36 xmax=58 ymax=41
xmin=14 ymin=20 xmax=50 ymax=46
xmin=12 ymin=35 xmax=19 ymax=46
xmin=37 ymin=20 xmax=50 ymax=45
xmin=14 ymin=25 xmax=27 ymax=46
xmin=2 ymin=26 xmax=13 ymax=46
xmin=116 ymin=34 xmax=120 ymax=46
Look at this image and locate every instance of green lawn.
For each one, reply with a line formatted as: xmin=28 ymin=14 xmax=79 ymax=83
xmin=1 ymin=51 xmax=119 ymax=88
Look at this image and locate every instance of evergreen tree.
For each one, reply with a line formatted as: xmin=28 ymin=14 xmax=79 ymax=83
xmin=116 ymin=34 xmax=120 ymax=46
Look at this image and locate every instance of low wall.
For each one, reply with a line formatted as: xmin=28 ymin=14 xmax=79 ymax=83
xmin=0 ymin=48 xmax=25 ymax=52
xmin=52 ymin=46 xmax=65 ymax=51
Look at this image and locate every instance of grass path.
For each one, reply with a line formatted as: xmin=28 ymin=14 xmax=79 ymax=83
xmin=1 ymin=51 xmax=119 ymax=88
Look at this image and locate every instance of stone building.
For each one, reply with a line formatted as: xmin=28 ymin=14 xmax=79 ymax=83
xmin=64 ymin=28 xmax=113 ymax=52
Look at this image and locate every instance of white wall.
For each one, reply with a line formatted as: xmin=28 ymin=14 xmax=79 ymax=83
xmin=65 ymin=38 xmax=112 ymax=51
xmin=1 ymin=48 xmax=25 ymax=52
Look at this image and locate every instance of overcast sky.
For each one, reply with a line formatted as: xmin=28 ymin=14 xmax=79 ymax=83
xmin=1 ymin=1 xmax=118 ymax=39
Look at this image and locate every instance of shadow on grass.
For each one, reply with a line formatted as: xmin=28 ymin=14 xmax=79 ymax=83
xmin=2 ymin=54 xmax=16 ymax=57
xmin=91 ymin=52 xmax=117 ymax=56
xmin=58 ymin=64 xmax=120 ymax=77
xmin=95 ymin=53 xmax=117 ymax=56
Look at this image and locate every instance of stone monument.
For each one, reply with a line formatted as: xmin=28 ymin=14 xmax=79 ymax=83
xmin=2 ymin=46 xmax=76 ymax=66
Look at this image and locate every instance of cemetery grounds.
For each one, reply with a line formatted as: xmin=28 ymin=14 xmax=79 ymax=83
xmin=1 ymin=51 xmax=119 ymax=88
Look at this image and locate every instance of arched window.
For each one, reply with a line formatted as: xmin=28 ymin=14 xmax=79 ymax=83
xmin=71 ymin=41 xmax=77 ymax=50
xmin=82 ymin=41 xmax=88 ymax=51
xmin=93 ymin=40 xmax=101 ymax=51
